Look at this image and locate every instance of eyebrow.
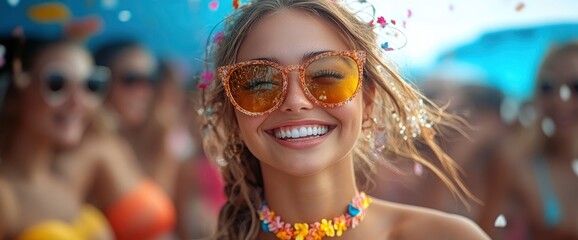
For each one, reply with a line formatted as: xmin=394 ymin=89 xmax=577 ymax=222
xmin=250 ymin=50 xmax=335 ymax=64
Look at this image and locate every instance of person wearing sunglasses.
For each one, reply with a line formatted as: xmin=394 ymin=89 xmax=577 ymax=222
xmin=513 ymin=42 xmax=578 ymax=239
xmin=94 ymin=40 xmax=157 ymax=131
xmin=93 ymin=40 xmax=181 ymax=239
xmin=0 ymin=36 xmax=112 ymax=239
xmin=199 ymin=0 xmax=490 ymax=239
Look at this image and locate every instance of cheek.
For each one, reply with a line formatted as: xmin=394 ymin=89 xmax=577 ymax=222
xmin=334 ymin=98 xmax=364 ymax=137
xmin=20 ymin=87 xmax=49 ymax=120
xmin=235 ymin=111 xmax=264 ymax=142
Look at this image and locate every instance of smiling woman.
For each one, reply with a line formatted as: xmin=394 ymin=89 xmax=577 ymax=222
xmin=199 ymin=0 xmax=491 ymax=239
xmin=0 ymin=36 xmax=112 ymax=240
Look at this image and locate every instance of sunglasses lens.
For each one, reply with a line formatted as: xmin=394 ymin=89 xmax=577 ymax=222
xmin=539 ymin=81 xmax=553 ymax=95
xmin=87 ymin=66 xmax=110 ymax=95
xmin=228 ymin=64 xmax=283 ymax=113
xmin=122 ymin=73 xmax=151 ymax=87
xmin=43 ymin=73 xmax=66 ymax=106
xmin=305 ymin=55 xmax=360 ymax=104
xmin=47 ymin=74 xmax=65 ymax=92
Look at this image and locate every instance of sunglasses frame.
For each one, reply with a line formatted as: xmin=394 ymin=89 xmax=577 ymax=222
xmin=218 ymin=50 xmax=366 ymax=116
xmin=36 ymin=65 xmax=111 ymax=107
xmin=538 ymin=79 xmax=578 ymax=95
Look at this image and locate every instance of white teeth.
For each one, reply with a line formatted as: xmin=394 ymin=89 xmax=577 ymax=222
xmin=273 ymin=125 xmax=330 ymax=139
xmin=291 ymin=129 xmax=299 ymax=138
xmin=299 ymin=127 xmax=307 ymax=137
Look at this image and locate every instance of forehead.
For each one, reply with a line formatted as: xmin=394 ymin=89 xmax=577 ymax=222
xmin=237 ymin=8 xmax=350 ymax=64
xmin=112 ymin=47 xmax=155 ymax=73
xmin=541 ymin=52 xmax=578 ymax=81
xmin=34 ymin=44 xmax=92 ymax=79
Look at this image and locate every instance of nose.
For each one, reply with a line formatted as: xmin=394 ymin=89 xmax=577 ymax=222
xmin=279 ymin=71 xmax=314 ymax=113
xmin=64 ymin=83 xmax=89 ymax=109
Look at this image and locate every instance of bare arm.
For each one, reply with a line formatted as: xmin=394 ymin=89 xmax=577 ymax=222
xmin=0 ymin=179 xmax=17 ymax=239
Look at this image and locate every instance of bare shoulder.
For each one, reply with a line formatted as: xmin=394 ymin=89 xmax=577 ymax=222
xmin=369 ymin=198 xmax=490 ymax=240
xmin=0 ymin=178 xmax=18 ymax=237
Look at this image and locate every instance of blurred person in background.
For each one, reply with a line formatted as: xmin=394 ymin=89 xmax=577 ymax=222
xmin=371 ymin=77 xmax=521 ymax=238
xmin=419 ymin=81 xmax=538 ymax=240
xmin=513 ymin=42 xmax=578 ymax=240
xmin=475 ymin=42 xmax=578 ymax=240
xmin=0 ymin=36 xmax=113 ymax=239
xmin=94 ymin=40 xmax=213 ymax=239
xmin=0 ymin=34 xmax=177 ymax=240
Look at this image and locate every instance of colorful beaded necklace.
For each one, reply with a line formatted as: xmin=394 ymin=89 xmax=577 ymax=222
xmin=258 ymin=192 xmax=371 ymax=240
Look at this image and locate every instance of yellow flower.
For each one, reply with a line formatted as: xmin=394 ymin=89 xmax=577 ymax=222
xmin=320 ymin=219 xmax=335 ymax=237
xmin=334 ymin=217 xmax=347 ymax=237
xmin=294 ymin=223 xmax=309 ymax=240
xmin=361 ymin=193 xmax=371 ymax=208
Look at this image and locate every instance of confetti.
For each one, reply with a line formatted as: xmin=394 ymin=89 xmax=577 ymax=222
xmin=541 ymin=117 xmax=556 ymax=138
xmin=198 ymin=70 xmax=215 ymax=89
xmin=494 ymin=214 xmax=507 ymax=228
xmin=64 ymin=15 xmax=102 ymax=40
xmin=414 ymin=162 xmax=423 ymax=176
xmin=403 ymin=21 xmax=406 ymax=29
xmin=407 ymin=9 xmax=412 ymax=18
xmin=209 ymin=0 xmax=219 ymax=11
xmin=102 ymin=0 xmax=117 ymax=9
xmin=449 ymin=4 xmax=454 ymax=11
xmin=515 ymin=2 xmax=525 ymax=12
xmin=7 ymin=0 xmax=19 ymax=7
xmin=560 ymin=84 xmax=571 ymax=102
xmin=391 ymin=19 xmax=396 ymax=25
xmin=233 ymin=0 xmax=240 ymax=9
xmin=368 ymin=19 xmax=374 ymax=27
xmin=212 ymin=31 xmax=224 ymax=44
xmin=27 ymin=2 xmax=71 ymax=23
xmin=377 ymin=16 xmax=386 ymax=27
xmin=572 ymin=159 xmax=578 ymax=177
xmin=118 ymin=10 xmax=131 ymax=22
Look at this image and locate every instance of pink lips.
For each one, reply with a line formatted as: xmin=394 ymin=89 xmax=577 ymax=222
xmin=266 ymin=121 xmax=335 ymax=150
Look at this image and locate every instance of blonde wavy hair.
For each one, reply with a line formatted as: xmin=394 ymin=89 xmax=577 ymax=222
xmin=200 ymin=0 xmax=475 ymax=239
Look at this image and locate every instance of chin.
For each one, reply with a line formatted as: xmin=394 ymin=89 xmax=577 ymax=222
xmin=55 ymin=129 xmax=85 ymax=148
xmin=269 ymin=156 xmax=336 ymax=177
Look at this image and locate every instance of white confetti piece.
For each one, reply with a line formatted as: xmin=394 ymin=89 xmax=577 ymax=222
xmin=572 ymin=159 xmax=578 ymax=177
xmin=541 ymin=117 xmax=556 ymax=138
xmin=560 ymin=84 xmax=571 ymax=102
xmin=118 ymin=10 xmax=131 ymax=22
xmin=494 ymin=214 xmax=507 ymax=228
xmin=102 ymin=0 xmax=117 ymax=9
xmin=7 ymin=0 xmax=19 ymax=7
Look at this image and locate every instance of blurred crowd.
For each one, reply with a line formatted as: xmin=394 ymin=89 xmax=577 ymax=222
xmin=0 ymin=35 xmax=225 ymax=240
xmin=370 ymin=42 xmax=578 ymax=240
xmin=0 ymin=32 xmax=576 ymax=240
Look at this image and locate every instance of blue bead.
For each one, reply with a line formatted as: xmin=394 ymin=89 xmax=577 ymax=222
xmin=348 ymin=203 xmax=360 ymax=217
xmin=261 ymin=221 xmax=270 ymax=232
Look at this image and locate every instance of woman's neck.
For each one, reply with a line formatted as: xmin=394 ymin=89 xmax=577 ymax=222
xmin=260 ymin=154 xmax=359 ymax=224
xmin=1 ymin=128 xmax=54 ymax=180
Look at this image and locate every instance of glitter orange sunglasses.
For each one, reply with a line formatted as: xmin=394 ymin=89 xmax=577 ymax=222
xmin=218 ymin=50 xmax=366 ymax=116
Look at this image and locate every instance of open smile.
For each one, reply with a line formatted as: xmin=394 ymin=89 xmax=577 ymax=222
xmin=267 ymin=124 xmax=335 ymax=141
